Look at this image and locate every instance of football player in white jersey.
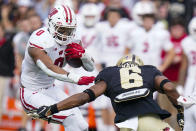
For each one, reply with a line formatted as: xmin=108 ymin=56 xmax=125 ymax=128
xmin=178 ymin=17 xmax=196 ymax=131
xmin=60 ymin=4 xmax=112 ymax=131
xmin=20 ymin=5 xmax=95 ymax=131
xmin=96 ymin=8 xmax=131 ymax=67
xmin=76 ymin=3 xmax=101 ymax=64
xmin=124 ymin=1 xmax=175 ymax=72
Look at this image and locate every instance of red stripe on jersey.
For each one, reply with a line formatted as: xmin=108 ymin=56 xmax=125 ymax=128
xmin=67 ymin=6 xmax=72 ymax=23
xmin=53 ymin=115 xmax=67 ymax=119
xmin=62 ymin=5 xmax=69 ymax=23
xmin=30 ymin=42 xmax=43 ymax=49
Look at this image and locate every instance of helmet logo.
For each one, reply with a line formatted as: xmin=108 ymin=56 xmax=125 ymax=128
xmin=49 ymin=8 xmax=58 ymax=18
xmin=57 ymin=22 xmax=62 ymax=25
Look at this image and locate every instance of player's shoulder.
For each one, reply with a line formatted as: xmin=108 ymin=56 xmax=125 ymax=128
xmin=29 ymin=27 xmax=55 ymax=49
xmin=181 ymin=36 xmax=193 ymax=48
xmin=141 ymin=65 xmax=157 ymax=70
xmin=141 ymin=65 xmax=159 ymax=72
xmin=141 ymin=65 xmax=162 ymax=76
xmin=100 ymin=66 xmax=117 ymax=74
xmin=95 ymin=66 xmax=117 ymax=83
xmin=182 ymin=36 xmax=193 ymax=44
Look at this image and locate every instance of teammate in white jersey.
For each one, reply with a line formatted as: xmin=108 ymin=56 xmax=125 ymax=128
xmin=178 ymin=17 xmax=196 ymax=131
xmin=96 ymin=8 xmax=131 ymax=67
xmin=124 ymin=2 xmax=175 ymax=72
xmin=76 ymin=3 xmax=101 ymax=64
xmin=20 ymin=5 xmax=95 ymax=131
xmin=61 ymin=4 xmax=111 ymax=130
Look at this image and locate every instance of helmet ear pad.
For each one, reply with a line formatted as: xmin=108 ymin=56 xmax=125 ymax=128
xmin=48 ymin=5 xmax=77 ymax=45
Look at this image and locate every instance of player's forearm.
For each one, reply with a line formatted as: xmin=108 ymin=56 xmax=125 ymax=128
xmin=178 ymin=69 xmax=186 ymax=86
xmin=57 ymin=93 xmax=90 ymax=111
xmin=164 ymin=83 xmax=180 ymax=106
xmin=36 ymin=60 xmax=81 ymax=83
xmin=81 ymin=53 xmax=94 ymax=72
xmin=178 ymin=55 xmax=187 ymax=86
xmin=160 ymin=48 xmax=175 ymax=72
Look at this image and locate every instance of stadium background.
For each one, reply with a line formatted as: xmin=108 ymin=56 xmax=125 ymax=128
xmin=0 ymin=0 xmax=195 ymax=131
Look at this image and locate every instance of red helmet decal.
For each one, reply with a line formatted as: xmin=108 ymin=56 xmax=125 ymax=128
xmin=62 ymin=5 xmax=69 ymax=22
xmin=49 ymin=8 xmax=58 ymax=18
xmin=62 ymin=5 xmax=73 ymax=24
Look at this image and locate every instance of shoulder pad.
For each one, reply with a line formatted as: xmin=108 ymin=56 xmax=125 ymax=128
xmin=28 ymin=27 xmax=55 ymax=49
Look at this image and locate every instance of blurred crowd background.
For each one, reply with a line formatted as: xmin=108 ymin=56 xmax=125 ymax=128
xmin=0 ymin=0 xmax=196 ymax=131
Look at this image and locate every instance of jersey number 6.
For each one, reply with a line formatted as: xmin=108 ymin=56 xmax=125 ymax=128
xmin=120 ymin=66 xmax=143 ymax=89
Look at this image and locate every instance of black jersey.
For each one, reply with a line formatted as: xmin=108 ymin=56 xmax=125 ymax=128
xmin=95 ymin=65 xmax=171 ymax=123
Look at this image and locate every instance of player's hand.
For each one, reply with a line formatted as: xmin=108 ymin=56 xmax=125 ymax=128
xmin=78 ymin=76 xmax=95 ymax=85
xmin=36 ymin=106 xmax=52 ymax=118
xmin=65 ymin=43 xmax=85 ymax=60
xmin=177 ymin=96 xmax=196 ymax=108
xmin=27 ymin=106 xmax=51 ymax=119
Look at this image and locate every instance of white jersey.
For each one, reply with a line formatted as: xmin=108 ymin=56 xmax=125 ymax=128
xmin=96 ymin=19 xmax=131 ymax=67
xmin=181 ymin=36 xmax=196 ymax=96
xmin=75 ymin=24 xmax=100 ymax=63
xmin=182 ymin=36 xmax=196 ymax=78
xmin=21 ymin=27 xmax=70 ymax=90
xmin=127 ymin=26 xmax=173 ymax=67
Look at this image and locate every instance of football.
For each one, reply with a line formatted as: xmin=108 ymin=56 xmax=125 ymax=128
xmin=66 ymin=57 xmax=83 ymax=68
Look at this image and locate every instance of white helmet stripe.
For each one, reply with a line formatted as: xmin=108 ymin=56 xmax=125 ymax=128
xmin=62 ymin=5 xmax=69 ymax=23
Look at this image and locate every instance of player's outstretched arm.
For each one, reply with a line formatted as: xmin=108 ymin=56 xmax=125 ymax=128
xmin=28 ymin=47 xmax=95 ymax=85
xmin=154 ymin=75 xmax=195 ymax=108
xmin=154 ymin=75 xmax=195 ymax=130
xmin=33 ymin=81 xmax=107 ymax=118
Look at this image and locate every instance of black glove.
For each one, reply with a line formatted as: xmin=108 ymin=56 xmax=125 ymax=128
xmin=176 ymin=105 xmax=184 ymax=130
xmin=37 ymin=104 xmax=58 ymax=118
xmin=37 ymin=106 xmax=51 ymax=118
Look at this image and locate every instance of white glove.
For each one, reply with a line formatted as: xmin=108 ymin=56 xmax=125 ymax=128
xmin=177 ymin=96 xmax=196 ymax=108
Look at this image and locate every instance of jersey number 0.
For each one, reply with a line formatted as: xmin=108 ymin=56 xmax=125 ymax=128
xmin=120 ymin=66 xmax=143 ymax=89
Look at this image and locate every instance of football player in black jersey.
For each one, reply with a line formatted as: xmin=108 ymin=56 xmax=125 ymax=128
xmin=29 ymin=54 xmax=195 ymax=131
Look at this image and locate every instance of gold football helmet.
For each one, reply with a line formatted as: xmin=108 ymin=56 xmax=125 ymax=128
xmin=116 ymin=54 xmax=144 ymax=67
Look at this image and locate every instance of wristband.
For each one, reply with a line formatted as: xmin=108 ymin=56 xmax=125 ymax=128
xmin=50 ymin=104 xmax=59 ymax=114
xmin=83 ymin=89 xmax=96 ymax=102
xmin=160 ymin=79 xmax=171 ymax=93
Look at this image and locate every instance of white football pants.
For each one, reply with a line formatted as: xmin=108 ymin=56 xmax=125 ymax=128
xmin=19 ymin=86 xmax=88 ymax=131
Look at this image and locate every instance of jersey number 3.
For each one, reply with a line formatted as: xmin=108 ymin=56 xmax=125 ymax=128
xmin=120 ymin=66 xmax=143 ymax=89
